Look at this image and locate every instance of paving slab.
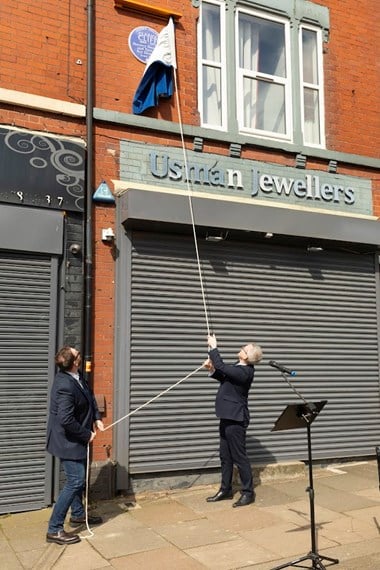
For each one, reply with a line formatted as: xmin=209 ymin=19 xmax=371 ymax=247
xmin=253 ymin=484 xmax=303 ymax=507
xmin=239 ymin=521 xmax=338 ymax=559
xmin=77 ymin=511 xmax=144 ymax=536
xmin=207 ymin=505 xmax=284 ymax=532
xmin=29 ymin=544 xmax=64 ymax=570
xmin=332 ymin=553 xmax=380 ymax=570
xmin=332 ymin=461 xmax=379 ymax=481
xmin=3 ymin=526 xmax=48 ymax=554
xmin=314 ymin=471 xmax=378 ymax=493
xmin=53 ymin=538 xmax=111 ymax=569
xmin=1 ymin=460 xmax=380 ymax=569
xmin=319 ymin=535 xmax=380 ymax=565
xmin=311 ymin=482 xmax=379 ymax=512
xmin=110 ymin=545 xmax=207 ymax=569
xmin=0 ymin=509 xmax=50 ymax=529
xmin=88 ymin=525 xmax=168 ymax=559
xmin=0 ymin=541 xmax=23 ymax=569
xmin=317 ymin=513 xmax=380 ymax=544
xmin=258 ymin=479 xmax=312 ymax=501
xmin=154 ymin=517 xmax=238 ymax=549
xmin=343 ymin=504 xmax=380 ymax=535
xmin=262 ymin=499 xmax=344 ymax=528
xmin=231 ymin=534 xmax=380 ymax=569
xmin=18 ymin=548 xmax=49 ymax=570
xmin=175 ymin=490 xmax=237 ymax=514
xmin=128 ymin=497 xmax=202 ymax=526
xmin=185 ymin=537 xmax=274 ymax=569
xmin=356 ymin=487 xmax=380 ymax=502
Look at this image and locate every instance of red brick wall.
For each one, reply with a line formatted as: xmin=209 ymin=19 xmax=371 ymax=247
xmin=94 ymin=0 xmax=198 ymax=124
xmin=92 ymin=203 xmax=116 ymax=460
xmin=1 ymin=0 xmax=378 ymax=156
xmin=90 ymin=0 xmax=380 ymax=157
xmin=321 ymin=0 xmax=380 ymax=157
xmin=0 ymin=106 xmax=85 ymax=137
xmin=373 ymin=178 xmax=380 ymax=217
xmin=0 ymin=1 xmax=87 ymax=103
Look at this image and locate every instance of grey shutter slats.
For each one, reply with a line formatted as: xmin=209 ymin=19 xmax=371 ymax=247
xmin=0 ymin=253 xmax=56 ymax=513
xmin=127 ymin=232 xmax=380 ymax=473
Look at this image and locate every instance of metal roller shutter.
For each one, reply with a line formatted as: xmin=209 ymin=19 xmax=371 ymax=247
xmin=128 ymin=232 xmax=380 ymax=473
xmin=0 ymin=252 xmax=57 ymax=514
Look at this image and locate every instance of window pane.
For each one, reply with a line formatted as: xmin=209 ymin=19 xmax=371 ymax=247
xmin=303 ymin=87 xmax=320 ymax=144
xmin=203 ymin=65 xmax=222 ymax=125
xmin=200 ymin=2 xmax=223 ymax=127
xmin=243 ymin=78 xmax=286 ymax=134
xmin=239 ymin=14 xmax=286 ymax=77
xmin=302 ymin=29 xmax=318 ymax=84
xmin=202 ymin=3 xmax=221 ymax=62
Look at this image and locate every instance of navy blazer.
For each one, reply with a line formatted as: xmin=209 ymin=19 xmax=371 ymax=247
xmin=209 ymin=348 xmax=254 ymax=424
xmin=46 ymin=370 xmax=101 ymax=460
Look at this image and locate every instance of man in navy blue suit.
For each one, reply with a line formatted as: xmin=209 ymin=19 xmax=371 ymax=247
xmin=46 ymin=347 xmax=104 ymax=545
xmin=204 ymin=334 xmax=263 ymax=507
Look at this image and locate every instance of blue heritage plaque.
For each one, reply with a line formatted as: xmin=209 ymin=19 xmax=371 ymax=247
xmin=129 ymin=26 xmax=158 ymax=63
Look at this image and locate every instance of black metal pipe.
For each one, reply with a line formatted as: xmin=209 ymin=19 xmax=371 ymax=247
xmin=84 ymin=0 xmax=94 ymax=384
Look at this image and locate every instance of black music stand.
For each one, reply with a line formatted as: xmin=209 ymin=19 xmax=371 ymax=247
xmin=271 ymin=401 xmax=339 ymax=570
xmin=376 ymin=446 xmax=380 ymax=492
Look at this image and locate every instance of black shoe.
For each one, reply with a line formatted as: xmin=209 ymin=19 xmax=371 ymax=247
xmin=206 ymin=490 xmax=233 ymax=502
xmin=46 ymin=530 xmax=81 ymax=545
xmin=69 ymin=515 xmax=103 ymax=526
xmin=232 ymin=493 xmax=255 ymax=508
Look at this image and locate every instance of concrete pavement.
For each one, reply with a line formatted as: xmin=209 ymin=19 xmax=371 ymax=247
xmin=1 ymin=460 xmax=380 ymax=569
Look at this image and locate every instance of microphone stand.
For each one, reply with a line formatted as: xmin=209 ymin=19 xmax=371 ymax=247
xmin=271 ymin=371 xmax=339 ymax=570
xmin=280 ymin=371 xmax=309 ymax=407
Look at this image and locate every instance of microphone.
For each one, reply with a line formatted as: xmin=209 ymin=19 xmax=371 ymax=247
xmin=269 ymin=360 xmax=297 ymax=376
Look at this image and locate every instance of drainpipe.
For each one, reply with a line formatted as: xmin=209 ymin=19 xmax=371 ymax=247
xmin=84 ymin=0 xmax=95 ymax=384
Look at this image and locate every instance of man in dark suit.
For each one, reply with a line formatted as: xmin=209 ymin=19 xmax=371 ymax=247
xmin=46 ymin=347 xmax=104 ymax=545
xmin=204 ymin=334 xmax=263 ymax=507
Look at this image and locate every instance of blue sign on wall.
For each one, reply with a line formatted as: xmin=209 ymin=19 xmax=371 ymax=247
xmin=128 ymin=26 xmax=158 ymax=64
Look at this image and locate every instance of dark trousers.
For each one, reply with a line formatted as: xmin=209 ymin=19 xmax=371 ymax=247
xmin=47 ymin=459 xmax=86 ymax=533
xmin=219 ymin=418 xmax=253 ymax=495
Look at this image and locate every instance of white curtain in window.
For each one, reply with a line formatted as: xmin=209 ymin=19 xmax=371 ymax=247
xmin=239 ymin=15 xmax=286 ymax=134
xmin=239 ymin=18 xmax=259 ymax=129
xmin=202 ymin=5 xmax=222 ymax=126
xmin=304 ymin=88 xmax=320 ymax=144
xmin=302 ymin=29 xmax=320 ymax=144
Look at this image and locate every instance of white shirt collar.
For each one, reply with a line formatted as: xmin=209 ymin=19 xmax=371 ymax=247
xmin=68 ymin=371 xmax=80 ymax=381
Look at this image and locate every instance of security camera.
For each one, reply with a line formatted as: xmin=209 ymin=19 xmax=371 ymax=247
xmin=69 ymin=243 xmax=81 ymax=255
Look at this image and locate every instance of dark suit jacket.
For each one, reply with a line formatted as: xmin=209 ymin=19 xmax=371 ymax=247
xmin=46 ymin=370 xmax=101 ymax=460
xmin=209 ymin=348 xmax=254 ymax=424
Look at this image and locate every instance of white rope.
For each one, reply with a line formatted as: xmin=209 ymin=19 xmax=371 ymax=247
xmin=80 ymin=364 xmax=204 ymax=537
xmin=104 ymin=364 xmax=204 ymax=431
xmin=81 ymin=45 xmax=211 ymax=538
xmin=173 ymin=70 xmax=211 ymax=336
xmin=80 ymin=444 xmax=94 ymax=539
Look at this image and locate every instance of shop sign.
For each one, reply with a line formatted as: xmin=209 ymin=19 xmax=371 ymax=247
xmin=150 ymin=152 xmax=355 ymax=206
xmin=0 ymin=128 xmax=85 ymax=212
xmin=120 ymin=141 xmax=373 ymax=216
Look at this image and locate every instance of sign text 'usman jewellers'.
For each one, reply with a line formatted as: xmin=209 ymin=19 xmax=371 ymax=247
xmin=150 ymin=152 xmax=355 ymax=205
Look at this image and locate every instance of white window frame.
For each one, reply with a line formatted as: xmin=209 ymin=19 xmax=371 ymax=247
xmin=235 ymin=8 xmax=293 ymax=142
xmin=197 ymin=0 xmax=227 ymax=131
xmin=299 ymin=23 xmax=326 ymax=148
xmin=198 ymin=2 xmax=326 ymax=148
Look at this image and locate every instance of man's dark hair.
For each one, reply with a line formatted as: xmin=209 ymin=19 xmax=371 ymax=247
xmin=55 ymin=346 xmax=76 ymax=371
